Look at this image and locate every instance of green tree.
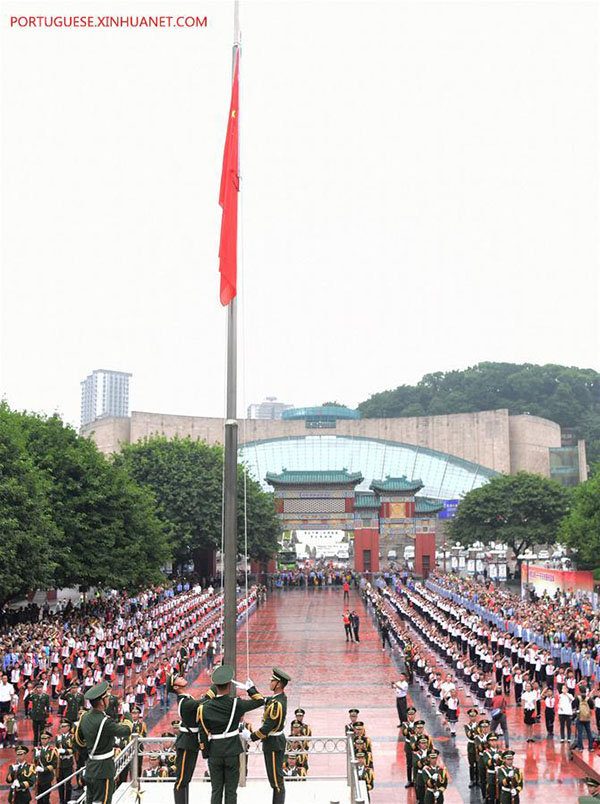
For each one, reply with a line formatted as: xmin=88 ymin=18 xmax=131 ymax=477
xmin=559 ymin=469 xmax=600 ymax=568
xmin=358 ymin=362 xmax=600 ymax=464
xmin=0 ymin=404 xmax=57 ymax=603
xmin=449 ymin=472 xmax=570 ymax=566
xmin=115 ymin=436 xmax=279 ymax=573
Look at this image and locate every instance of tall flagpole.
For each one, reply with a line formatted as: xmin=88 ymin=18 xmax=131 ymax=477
xmin=223 ymin=0 xmax=241 ymax=675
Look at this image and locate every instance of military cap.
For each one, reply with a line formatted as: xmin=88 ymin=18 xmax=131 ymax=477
xmin=417 ymin=735 xmax=429 ymax=743
xmin=40 ymin=731 xmax=52 ymax=739
xmin=130 ymin=706 xmax=141 ymax=714
xmin=467 ymin=708 xmax=479 ymax=716
xmin=166 ymin=674 xmax=183 ymax=694
xmin=60 ymin=720 xmax=71 ymax=727
xmin=584 ymin=777 xmax=600 ymax=788
xmin=356 ymin=751 xmax=366 ymax=758
xmin=294 ymin=708 xmax=305 ymax=716
xmin=478 ymin=719 xmax=490 ymax=726
xmin=415 ymin=720 xmax=425 ymax=727
xmin=349 ymin=708 xmax=359 ymax=715
xmin=290 ymin=720 xmax=303 ymax=729
xmin=287 ymin=753 xmax=297 ymax=761
xmin=354 ymin=721 xmax=364 ymax=727
xmin=502 ymin=750 xmax=515 ymax=759
xmin=427 ymin=750 xmax=440 ymax=759
xmin=407 ymin=707 xmax=417 ymax=715
xmin=171 ymin=719 xmax=181 ymax=727
xmin=271 ymin=667 xmax=291 ymax=685
xmin=15 ymin=745 xmax=29 ymax=755
xmin=84 ymin=680 xmax=110 ymax=701
xmin=487 ymin=733 xmax=498 ymax=741
xmin=212 ymin=665 xmax=235 ymax=685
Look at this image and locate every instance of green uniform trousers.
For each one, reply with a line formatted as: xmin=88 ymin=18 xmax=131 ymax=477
xmin=85 ymin=777 xmax=114 ymax=804
xmin=264 ymin=749 xmax=284 ymax=793
xmin=174 ymin=748 xmax=198 ymax=791
xmin=207 ymin=755 xmax=240 ymax=804
xmin=425 ymin=792 xmax=444 ymax=804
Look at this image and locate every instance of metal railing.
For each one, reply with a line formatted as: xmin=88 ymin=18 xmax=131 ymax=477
xmin=35 ymin=733 xmax=370 ymax=803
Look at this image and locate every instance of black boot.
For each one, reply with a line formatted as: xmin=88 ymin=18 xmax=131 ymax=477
xmin=272 ymin=789 xmax=286 ymax=804
xmin=173 ymin=786 xmax=187 ymax=804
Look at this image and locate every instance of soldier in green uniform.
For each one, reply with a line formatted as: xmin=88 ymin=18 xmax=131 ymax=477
xmin=74 ymin=680 xmax=133 ymax=804
xmin=483 ymin=733 xmax=503 ymax=804
xmin=475 ymin=719 xmax=491 ymax=793
xmin=65 ymin=684 xmax=85 ymax=726
xmin=30 ymin=681 xmax=51 ymax=746
xmin=196 ymin=665 xmax=266 ymax=804
xmin=292 ymin=708 xmax=311 ymax=736
xmin=498 ymin=750 xmax=523 ymax=804
xmin=412 ymin=734 xmax=431 ymax=804
xmin=464 ymin=708 xmax=479 ymax=788
xmin=345 ymin=708 xmax=360 ymax=736
xmin=353 ymin=737 xmax=373 ymax=770
xmin=56 ymin=720 xmax=75 ymax=804
xmin=35 ymin=731 xmax=59 ymax=804
xmin=7 ymin=745 xmax=37 ymax=804
xmin=356 ymin=751 xmax=374 ymax=799
xmin=249 ymin=667 xmax=290 ymax=804
xmin=105 ymin=689 xmax=120 ymax=720
xmin=130 ymin=707 xmax=147 ymax=777
xmin=282 ymin=754 xmax=307 ymax=780
xmin=423 ymin=750 xmax=448 ymax=804
xmin=402 ymin=706 xmax=417 ymax=788
xmin=579 ymin=777 xmax=600 ymax=804
xmin=169 ymin=672 xmax=217 ymax=804
xmin=404 ymin=641 xmax=414 ymax=683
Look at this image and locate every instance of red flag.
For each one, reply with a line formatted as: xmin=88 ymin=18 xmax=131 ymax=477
xmin=218 ymin=51 xmax=240 ymax=306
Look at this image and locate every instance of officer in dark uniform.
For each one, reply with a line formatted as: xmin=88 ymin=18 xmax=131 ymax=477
xmin=483 ymin=733 xmax=503 ymax=804
xmin=7 ymin=745 xmax=37 ymax=804
xmin=293 ymin=708 xmax=311 ymax=736
xmin=464 ymin=708 xmax=479 ymax=788
xmin=282 ymin=754 xmax=306 ymax=780
xmin=196 ymin=665 xmax=265 ymax=804
xmin=402 ymin=706 xmax=417 ymax=788
xmin=169 ymin=672 xmax=216 ymax=804
xmin=249 ymin=667 xmax=290 ymax=804
xmin=356 ymin=751 xmax=374 ymax=798
xmin=345 ymin=708 xmax=360 ymax=736
xmin=30 ymin=682 xmax=51 ymax=747
xmin=412 ymin=735 xmax=430 ymax=804
xmin=423 ymin=749 xmax=448 ymax=804
xmin=498 ymin=750 xmax=523 ymax=804
xmin=35 ymin=731 xmax=58 ymax=804
xmin=74 ymin=680 xmax=133 ymax=804
xmin=56 ymin=720 xmax=75 ymax=804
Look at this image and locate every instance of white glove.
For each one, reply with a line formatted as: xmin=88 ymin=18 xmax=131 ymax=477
xmin=511 ymin=790 xmax=517 ymax=798
xmin=36 ymin=765 xmax=44 ymax=772
xmin=240 ymin=728 xmax=252 ymax=740
xmin=245 ymin=679 xmax=254 ymax=690
xmin=232 ymin=680 xmax=245 ymax=690
xmin=58 ymin=748 xmax=65 ymax=754
xmin=11 ymin=780 xmax=20 ymax=789
xmin=434 ymin=793 xmax=440 ymax=799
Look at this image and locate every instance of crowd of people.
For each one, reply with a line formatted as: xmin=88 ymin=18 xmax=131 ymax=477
xmin=0 ymin=580 xmax=260 ymax=802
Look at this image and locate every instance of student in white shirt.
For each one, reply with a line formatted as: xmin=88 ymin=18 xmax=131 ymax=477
xmin=522 ymin=682 xmax=538 ymax=742
xmin=557 ymin=685 xmax=574 ymax=742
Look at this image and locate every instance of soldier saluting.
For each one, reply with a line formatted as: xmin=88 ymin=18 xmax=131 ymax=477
xmin=249 ymin=667 xmax=290 ymax=804
xmin=30 ymin=681 xmax=51 ymax=747
xmin=74 ymin=680 xmax=133 ymax=804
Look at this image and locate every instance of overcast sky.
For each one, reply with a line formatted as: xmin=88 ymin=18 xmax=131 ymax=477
xmin=1 ymin=0 xmax=598 ymax=428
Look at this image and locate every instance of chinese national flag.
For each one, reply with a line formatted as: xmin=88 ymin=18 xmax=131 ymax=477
xmin=218 ymin=51 xmax=240 ymax=306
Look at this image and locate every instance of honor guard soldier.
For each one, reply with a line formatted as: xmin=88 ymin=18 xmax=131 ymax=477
xmin=465 ymin=708 xmax=479 ymax=788
xmin=483 ymin=734 xmax=503 ymax=804
xmin=35 ymin=731 xmax=58 ymax=804
xmin=353 ymin=737 xmax=373 ymax=770
xmin=130 ymin=707 xmax=147 ymax=776
xmin=196 ymin=665 xmax=265 ymax=804
xmin=356 ymin=751 xmax=374 ymax=799
xmin=353 ymin=722 xmax=372 ymax=753
xmin=56 ymin=720 xmax=75 ymax=804
xmin=74 ymin=680 xmax=134 ymax=804
xmin=413 ymin=735 xmax=431 ymax=804
xmin=7 ymin=745 xmax=36 ymax=804
xmin=143 ymin=755 xmax=168 ymax=779
xmin=30 ymin=681 xmax=51 ymax=746
xmin=169 ymin=672 xmax=217 ymax=804
xmin=65 ymin=685 xmax=85 ymax=726
xmin=475 ymin=719 xmax=491 ymax=793
xmin=105 ymin=688 xmax=120 ymax=720
xmin=345 ymin=708 xmax=360 ymax=736
xmin=249 ymin=667 xmax=290 ymax=804
xmin=498 ymin=751 xmax=523 ymax=804
xmin=293 ymin=708 xmax=311 ymax=736
xmin=282 ymin=754 xmax=307 ymax=780
xmin=402 ymin=706 xmax=418 ymax=788
xmin=288 ymin=723 xmax=309 ymax=772
xmin=404 ymin=641 xmax=415 ymax=683
xmin=423 ymin=750 xmax=448 ymax=804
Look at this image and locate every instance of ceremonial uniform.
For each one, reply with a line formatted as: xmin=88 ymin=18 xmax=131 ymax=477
xmin=423 ymin=754 xmax=448 ymax=804
xmin=483 ymin=740 xmax=503 ymax=804
xmin=56 ymin=726 xmax=76 ymax=804
xmin=356 ymin=754 xmax=374 ymax=799
xmin=464 ymin=711 xmax=479 ymax=787
xmin=402 ymin=717 xmax=416 ymax=786
xmin=475 ymin=726 xmax=491 ymax=792
xmin=250 ymin=667 xmax=290 ymax=804
xmin=498 ymin=752 xmax=523 ymax=804
xmin=170 ymin=675 xmax=216 ymax=804
xmin=412 ymin=745 xmax=429 ymax=804
xmin=30 ymin=688 xmax=51 ymax=746
xmin=35 ymin=736 xmax=59 ymax=804
xmin=197 ymin=665 xmax=265 ymax=804
xmin=282 ymin=759 xmax=306 ymax=780
xmin=7 ymin=747 xmax=37 ymax=804
xmin=292 ymin=709 xmax=311 ymax=737
xmin=65 ymin=689 xmax=85 ymax=725
xmin=345 ymin=708 xmax=360 ymax=736
xmin=74 ymin=681 xmax=133 ymax=804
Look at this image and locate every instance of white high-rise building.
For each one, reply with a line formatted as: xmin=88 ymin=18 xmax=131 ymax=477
xmin=247 ymin=397 xmax=293 ymax=420
xmin=80 ymin=369 xmax=132 ymax=428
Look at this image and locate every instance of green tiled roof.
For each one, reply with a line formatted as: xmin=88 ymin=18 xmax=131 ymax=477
xmin=354 ymin=493 xmax=380 ymax=509
xmin=265 ymin=469 xmax=364 ymax=486
xmin=415 ymin=496 xmax=445 ymax=514
xmin=370 ymin=475 xmax=423 ymax=493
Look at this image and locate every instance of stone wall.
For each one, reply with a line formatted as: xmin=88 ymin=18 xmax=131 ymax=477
xmin=508 ymin=414 xmax=561 ymax=475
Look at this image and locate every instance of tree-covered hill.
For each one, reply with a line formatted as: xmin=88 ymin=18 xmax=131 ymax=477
xmin=357 ymin=362 xmax=600 ymax=464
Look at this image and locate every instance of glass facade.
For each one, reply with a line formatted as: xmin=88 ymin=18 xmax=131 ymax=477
xmin=239 ymin=435 xmax=498 ymax=500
